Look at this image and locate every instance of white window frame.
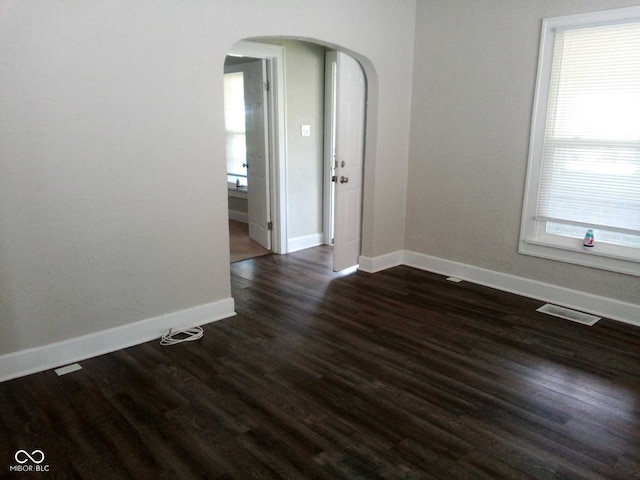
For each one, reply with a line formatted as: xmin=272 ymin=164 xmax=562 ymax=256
xmin=223 ymin=69 xmax=248 ymax=189
xmin=520 ymin=6 xmax=640 ymax=277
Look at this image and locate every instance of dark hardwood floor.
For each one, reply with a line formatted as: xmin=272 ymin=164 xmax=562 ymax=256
xmin=1 ymin=246 xmax=639 ymax=479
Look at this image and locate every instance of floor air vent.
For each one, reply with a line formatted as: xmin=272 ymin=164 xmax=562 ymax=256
xmin=536 ymin=304 xmax=600 ymax=326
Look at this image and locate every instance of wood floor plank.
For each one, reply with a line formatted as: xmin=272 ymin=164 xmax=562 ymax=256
xmin=1 ymin=246 xmax=639 ymax=479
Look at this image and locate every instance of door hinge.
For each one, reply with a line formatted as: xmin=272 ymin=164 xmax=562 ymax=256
xmin=264 ymin=80 xmax=270 ymax=92
xmin=267 ymin=221 xmax=273 ymax=230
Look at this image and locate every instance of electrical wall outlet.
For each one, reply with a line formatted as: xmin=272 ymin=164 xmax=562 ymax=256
xmin=301 ymin=124 xmax=311 ymax=137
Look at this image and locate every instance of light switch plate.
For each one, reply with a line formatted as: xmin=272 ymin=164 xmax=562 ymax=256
xmin=301 ymin=124 xmax=311 ymax=137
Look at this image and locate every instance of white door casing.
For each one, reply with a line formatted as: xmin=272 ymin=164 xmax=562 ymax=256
xmin=333 ymin=52 xmax=366 ymax=272
xmin=242 ymin=59 xmax=271 ymax=250
xmin=323 ymin=51 xmax=337 ymax=246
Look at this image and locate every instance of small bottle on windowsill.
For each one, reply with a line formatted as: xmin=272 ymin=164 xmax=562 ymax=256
xmin=583 ymin=229 xmax=595 ymax=250
xmin=236 ymin=179 xmax=240 ymax=189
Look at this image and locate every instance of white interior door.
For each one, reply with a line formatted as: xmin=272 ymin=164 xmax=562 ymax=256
xmin=243 ymin=59 xmax=271 ymax=250
xmin=333 ymin=52 xmax=365 ymax=272
xmin=323 ymin=51 xmax=337 ymax=246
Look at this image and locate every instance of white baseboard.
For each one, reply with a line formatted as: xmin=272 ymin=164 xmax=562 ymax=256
xmin=229 ymin=210 xmax=248 ymax=223
xmin=365 ymin=250 xmax=640 ymax=327
xmin=288 ymin=233 xmax=324 ymax=253
xmin=0 ymin=297 xmax=236 ymax=383
xmin=358 ymin=251 xmax=403 ymax=273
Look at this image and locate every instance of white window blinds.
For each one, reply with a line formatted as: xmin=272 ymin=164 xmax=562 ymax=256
xmin=224 ymin=72 xmax=246 ymax=134
xmin=537 ymin=21 xmax=640 ymax=246
xmin=223 ymin=72 xmax=248 ymax=181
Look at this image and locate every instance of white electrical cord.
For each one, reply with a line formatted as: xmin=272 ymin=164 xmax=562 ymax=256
xmin=160 ymin=326 xmax=204 ymax=346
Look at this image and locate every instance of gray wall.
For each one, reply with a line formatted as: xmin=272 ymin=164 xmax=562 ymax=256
xmin=7 ymin=0 xmax=635 ymax=366
xmin=228 ymin=196 xmax=248 ymax=215
xmin=274 ymin=40 xmax=326 ymax=240
xmin=0 ymin=0 xmax=416 ymax=356
xmin=406 ymin=0 xmax=640 ymax=304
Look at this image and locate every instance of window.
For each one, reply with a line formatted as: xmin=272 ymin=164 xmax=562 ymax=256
xmin=520 ymin=7 xmax=640 ymax=276
xmin=224 ymin=72 xmax=248 ymax=188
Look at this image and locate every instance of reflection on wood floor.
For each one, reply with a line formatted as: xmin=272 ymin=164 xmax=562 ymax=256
xmin=229 ymin=219 xmax=270 ymax=263
xmin=0 ymin=246 xmax=639 ymax=478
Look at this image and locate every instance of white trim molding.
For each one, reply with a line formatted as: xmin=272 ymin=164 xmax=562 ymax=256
xmin=228 ymin=210 xmax=248 ymax=223
xmin=0 ymin=298 xmax=236 ymax=383
xmin=288 ymin=233 xmax=324 ymax=253
xmin=363 ymin=250 xmax=640 ymax=327
xmin=358 ymin=251 xmax=403 ymax=273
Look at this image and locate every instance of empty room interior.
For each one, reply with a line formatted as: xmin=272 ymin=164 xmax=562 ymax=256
xmin=0 ymin=1 xmax=639 ymax=478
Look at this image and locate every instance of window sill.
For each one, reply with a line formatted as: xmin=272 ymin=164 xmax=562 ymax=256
xmin=520 ymin=238 xmax=640 ymax=277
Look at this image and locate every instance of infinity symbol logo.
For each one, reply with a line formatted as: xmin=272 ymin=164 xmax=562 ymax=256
xmin=14 ymin=450 xmax=45 ymax=464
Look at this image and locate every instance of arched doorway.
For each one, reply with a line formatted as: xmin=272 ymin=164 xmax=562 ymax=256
xmin=225 ymin=39 xmax=367 ymax=272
